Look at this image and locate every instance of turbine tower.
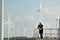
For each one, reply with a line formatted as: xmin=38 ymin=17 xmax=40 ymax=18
xmin=39 ymin=0 xmax=42 ymax=22
xmin=37 ymin=0 xmax=42 ymax=23
xmin=34 ymin=0 xmax=42 ymax=38
xmin=5 ymin=12 xmax=15 ymax=40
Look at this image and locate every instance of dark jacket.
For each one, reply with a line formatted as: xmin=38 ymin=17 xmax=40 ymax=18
xmin=38 ymin=24 xmax=43 ymax=33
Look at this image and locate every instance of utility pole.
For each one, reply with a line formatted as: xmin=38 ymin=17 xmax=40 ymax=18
xmin=2 ymin=0 xmax=4 ymax=40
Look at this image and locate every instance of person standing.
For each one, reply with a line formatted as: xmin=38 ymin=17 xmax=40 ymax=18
xmin=37 ymin=22 xmax=43 ymax=39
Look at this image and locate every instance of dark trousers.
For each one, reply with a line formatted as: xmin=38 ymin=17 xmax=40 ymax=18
xmin=40 ymin=33 xmax=43 ymax=39
xmin=39 ymin=30 xmax=43 ymax=39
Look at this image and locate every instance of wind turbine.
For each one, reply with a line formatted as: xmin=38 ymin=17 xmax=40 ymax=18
xmin=37 ymin=0 xmax=42 ymax=23
xmin=34 ymin=0 xmax=42 ymax=38
xmin=5 ymin=12 xmax=15 ymax=40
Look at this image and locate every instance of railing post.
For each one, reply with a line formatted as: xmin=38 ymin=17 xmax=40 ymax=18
xmin=45 ymin=29 xmax=46 ymax=37
xmin=50 ymin=28 xmax=51 ymax=37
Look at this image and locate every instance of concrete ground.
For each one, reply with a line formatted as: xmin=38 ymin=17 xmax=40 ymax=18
xmin=13 ymin=38 xmax=59 ymax=40
xmin=34 ymin=38 xmax=58 ymax=40
xmin=36 ymin=39 xmax=57 ymax=40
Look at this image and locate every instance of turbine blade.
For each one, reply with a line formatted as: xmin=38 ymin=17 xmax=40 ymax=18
xmin=40 ymin=1 xmax=42 ymax=10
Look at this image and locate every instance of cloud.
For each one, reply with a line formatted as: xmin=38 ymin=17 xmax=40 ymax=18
xmin=43 ymin=3 xmax=60 ymax=18
xmin=42 ymin=3 xmax=60 ymax=28
xmin=15 ymin=16 xmax=21 ymax=21
xmin=48 ymin=0 xmax=57 ymax=5
xmin=14 ymin=15 xmax=41 ymax=34
xmin=14 ymin=15 xmax=37 ymax=22
xmin=26 ymin=15 xmax=36 ymax=22
xmin=44 ymin=8 xmax=50 ymax=14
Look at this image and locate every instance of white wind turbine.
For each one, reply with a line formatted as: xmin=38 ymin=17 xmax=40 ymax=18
xmin=37 ymin=0 xmax=42 ymax=23
xmin=5 ymin=12 xmax=15 ymax=40
xmin=34 ymin=0 xmax=42 ymax=38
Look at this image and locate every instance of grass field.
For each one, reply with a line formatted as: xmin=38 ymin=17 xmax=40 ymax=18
xmin=4 ymin=37 xmax=35 ymax=40
xmin=4 ymin=37 xmax=59 ymax=40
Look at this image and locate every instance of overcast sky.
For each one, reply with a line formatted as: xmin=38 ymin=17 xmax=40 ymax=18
xmin=4 ymin=0 xmax=60 ymax=37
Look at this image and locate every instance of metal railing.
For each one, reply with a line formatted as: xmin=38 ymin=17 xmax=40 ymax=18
xmin=34 ymin=28 xmax=60 ymax=38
